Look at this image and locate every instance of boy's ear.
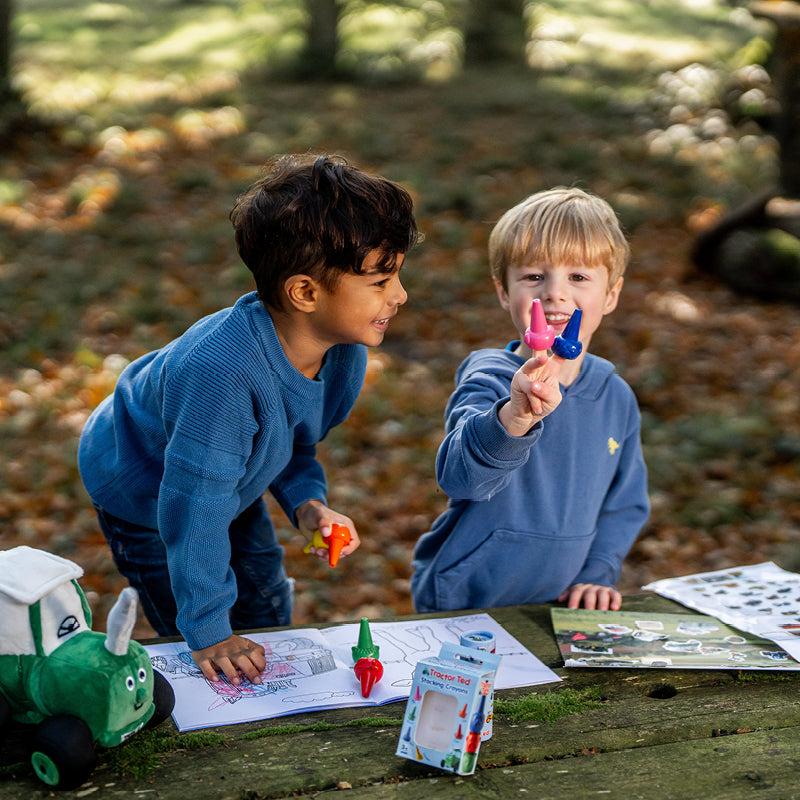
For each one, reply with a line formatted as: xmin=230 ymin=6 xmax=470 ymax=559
xmin=603 ymin=276 xmax=624 ymax=315
xmin=284 ymin=275 xmax=319 ymax=312
xmin=493 ymin=279 xmax=511 ymax=311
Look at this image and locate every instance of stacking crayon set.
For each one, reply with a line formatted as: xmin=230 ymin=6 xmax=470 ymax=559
xmin=351 ymin=618 xmax=383 ymax=698
xmin=395 ymin=641 xmax=501 ymax=775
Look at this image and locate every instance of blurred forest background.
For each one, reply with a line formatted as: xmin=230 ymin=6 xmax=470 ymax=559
xmin=2 ymin=0 xmax=799 ymax=639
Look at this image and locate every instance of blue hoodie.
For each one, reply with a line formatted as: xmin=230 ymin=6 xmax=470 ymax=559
xmin=411 ymin=346 xmax=649 ymax=612
xmin=79 ymin=292 xmax=366 ymax=648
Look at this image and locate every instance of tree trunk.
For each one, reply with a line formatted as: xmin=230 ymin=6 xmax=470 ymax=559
xmin=303 ymin=0 xmax=341 ymax=77
xmin=463 ymin=0 xmax=526 ymax=66
xmin=0 ymin=0 xmax=13 ymax=101
xmin=749 ymin=1 xmax=800 ymax=196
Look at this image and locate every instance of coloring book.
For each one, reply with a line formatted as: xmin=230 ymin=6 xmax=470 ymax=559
xmin=551 ymin=607 xmax=800 ymax=670
xmin=145 ymin=613 xmax=560 ymax=731
xmin=643 ymin=562 xmax=800 ymax=662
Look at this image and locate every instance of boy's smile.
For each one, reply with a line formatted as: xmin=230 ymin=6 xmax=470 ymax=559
xmin=273 ymin=250 xmax=407 ymax=379
xmin=495 ymin=260 xmax=622 ymax=380
xmin=316 ymin=250 xmax=407 ymax=348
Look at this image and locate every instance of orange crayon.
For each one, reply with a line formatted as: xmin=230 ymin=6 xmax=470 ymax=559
xmin=324 ymin=523 xmax=352 ymax=567
xmin=304 ymin=523 xmax=352 ymax=567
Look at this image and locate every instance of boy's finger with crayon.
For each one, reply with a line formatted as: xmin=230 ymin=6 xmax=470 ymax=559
xmin=500 ymin=355 xmax=562 ymax=436
xmin=520 ymin=353 xmax=562 ymax=415
xmin=297 ymin=499 xmax=360 ymax=561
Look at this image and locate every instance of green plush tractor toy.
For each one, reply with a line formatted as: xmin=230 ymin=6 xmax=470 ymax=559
xmin=0 ymin=546 xmax=175 ymax=789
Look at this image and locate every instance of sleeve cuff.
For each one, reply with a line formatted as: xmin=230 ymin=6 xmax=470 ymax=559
xmin=470 ymin=399 xmax=543 ymax=463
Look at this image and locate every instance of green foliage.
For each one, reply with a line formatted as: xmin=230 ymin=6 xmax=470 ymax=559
xmin=11 ymin=0 xmax=761 ymax=120
xmin=0 ymin=761 xmax=29 ymax=779
xmin=734 ymin=671 xmax=797 ymax=683
xmin=732 ymin=36 xmax=771 ymax=69
xmin=495 ymin=686 xmax=604 ymax=723
xmin=102 ymin=728 xmax=225 ymax=780
xmin=239 ymin=715 xmax=401 ymax=741
xmin=764 ymin=229 xmax=800 ymax=261
xmin=0 ymin=179 xmax=28 ymax=205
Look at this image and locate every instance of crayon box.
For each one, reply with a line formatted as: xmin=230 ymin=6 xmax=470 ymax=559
xmin=395 ymin=642 xmax=502 ymax=775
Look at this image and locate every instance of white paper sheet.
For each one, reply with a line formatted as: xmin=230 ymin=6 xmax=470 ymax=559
xmin=643 ymin=562 xmax=800 ymax=662
xmin=145 ymin=613 xmax=560 ymax=731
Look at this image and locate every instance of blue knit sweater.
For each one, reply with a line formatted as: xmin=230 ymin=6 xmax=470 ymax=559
xmin=411 ymin=347 xmax=649 ymax=612
xmin=79 ymin=292 xmax=367 ymax=649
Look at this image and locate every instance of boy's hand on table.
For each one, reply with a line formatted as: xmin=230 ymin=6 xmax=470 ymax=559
xmin=558 ymin=583 xmax=622 ymax=611
xmin=500 ymin=354 xmax=563 ymax=437
xmin=192 ymin=634 xmax=267 ymax=685
xmin=296 ymin=499 xmax=360 ymax=560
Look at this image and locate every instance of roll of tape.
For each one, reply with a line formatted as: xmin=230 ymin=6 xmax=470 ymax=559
xmin=459 ymin=630 xmax=496 ymax=653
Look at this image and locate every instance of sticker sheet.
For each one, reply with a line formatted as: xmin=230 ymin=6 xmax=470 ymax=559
xmin=551 ymin=608 xmax=800 ymax=670
xmin=145 ymin=613 xmax=560 ymax=731
xmin=643 ymin=562 xmax=800 ymax=662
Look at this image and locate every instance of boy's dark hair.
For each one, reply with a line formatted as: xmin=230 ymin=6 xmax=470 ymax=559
xmin=230 ymin=153 xmax=420 ymax=309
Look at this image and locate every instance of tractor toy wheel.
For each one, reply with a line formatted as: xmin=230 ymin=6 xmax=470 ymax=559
xmin=31 ymin=715 xmax=97 ymax=789
xmin=146 ymin=670 xmax=176 ymax=729
xmin=0 ymin=693 xmax=9 ymax=731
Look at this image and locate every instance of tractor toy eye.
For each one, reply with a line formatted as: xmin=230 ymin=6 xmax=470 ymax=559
xmin=126 ymin=676 xmax=136 ymax=691
xmin=138 ymin=668 xmax=147 ymax=683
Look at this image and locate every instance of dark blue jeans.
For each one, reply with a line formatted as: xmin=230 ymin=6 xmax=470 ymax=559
xmin=94 ymin=498 xmax=293 ymax=640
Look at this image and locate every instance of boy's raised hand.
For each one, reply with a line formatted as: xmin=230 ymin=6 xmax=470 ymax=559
xmin=296 ymin=499 xmax=360 ymax=561
xmin=499 ymin=353 xmax=563 ymax=437
xmin=192 ymin=634 xmax=267 ymax=685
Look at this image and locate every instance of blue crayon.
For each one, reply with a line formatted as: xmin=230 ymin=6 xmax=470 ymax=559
xmin=459 ymin=631 xmax=495 ymax=739
xmin=551 ymin=309 xmax=582 ymax=360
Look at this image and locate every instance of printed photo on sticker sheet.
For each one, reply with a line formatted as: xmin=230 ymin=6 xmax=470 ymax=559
xmin=677 ymin=621 xmax=719 ymax=636
xmin=598 ymin=624 xmax=632 ymax=635
xmin=633 ymin=630 xmax=668 ymax=642
xmin=728 ymin=651 xmax=747 ymax=662
xmin=699 ymin=646 xmax=729 ymax=656
xmin=724 ymin=635 xmax=746 ymax=645
xmin=663 ymin=639 xmax=702 ymax=653
xmin=761 ymin=650 xmax=791 ymax=662
xmin=571 ymin=644 xmax=614 ymax=655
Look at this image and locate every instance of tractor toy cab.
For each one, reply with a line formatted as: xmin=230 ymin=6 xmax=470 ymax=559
xmin=0 ymin=546 xmax=174 ymax=789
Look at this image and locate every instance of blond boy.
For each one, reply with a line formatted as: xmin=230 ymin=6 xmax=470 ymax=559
xmin=412 ymin=188 xmax=649 ymax=612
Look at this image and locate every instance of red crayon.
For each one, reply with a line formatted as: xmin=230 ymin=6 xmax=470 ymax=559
xmin=465 ymin=693 xmax=487 ymax=754
xmin=354 ymin=657 xmax=384 ymax=698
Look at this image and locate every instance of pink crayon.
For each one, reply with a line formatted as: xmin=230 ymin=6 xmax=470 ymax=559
xmin=551 ymin=309 xmax=583 ymax=360
xmin=523 ymin=299 xmax=555 ymax=353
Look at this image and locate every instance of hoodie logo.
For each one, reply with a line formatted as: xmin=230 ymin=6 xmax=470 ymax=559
xmin=608 ymin=437 xmax=620 ymax=455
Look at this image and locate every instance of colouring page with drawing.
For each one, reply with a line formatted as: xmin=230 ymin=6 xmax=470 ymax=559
xmin=145 ymin=613 xmax=560 ymax=731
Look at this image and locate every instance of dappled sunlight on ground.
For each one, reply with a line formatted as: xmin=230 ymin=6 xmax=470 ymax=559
xmin=2 ymin=0 xmax=798 ymax=635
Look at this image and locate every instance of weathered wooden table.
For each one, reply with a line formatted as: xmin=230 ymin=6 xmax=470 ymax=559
xmin=3 ymin=594 xmax=800 ymax=799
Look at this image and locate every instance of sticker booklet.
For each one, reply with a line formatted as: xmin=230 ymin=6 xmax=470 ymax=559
xmin=145 ymin=613 xmax=561 ymax=731
xmin=551 ymin=608 xmax=800 ymax=670
xmin=643 ymin=562 xmax=800 ymax=662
